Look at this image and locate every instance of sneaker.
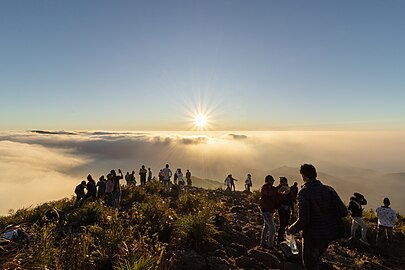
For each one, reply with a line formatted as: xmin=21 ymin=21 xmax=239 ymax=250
xmin=360 ymin=238 xmax=371 ymax=246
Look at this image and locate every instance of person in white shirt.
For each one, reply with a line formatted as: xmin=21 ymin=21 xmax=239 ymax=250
xmin=176 ymin=168 xmax=184 ymax=185
xmin=162 ymin=164 xmax=172 ymax=192
xmin=376 ymin=197 xmax=398 ymax=248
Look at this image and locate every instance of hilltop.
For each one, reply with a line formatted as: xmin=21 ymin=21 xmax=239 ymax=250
xmin=1 ymin=182 xmax=404 ymax=269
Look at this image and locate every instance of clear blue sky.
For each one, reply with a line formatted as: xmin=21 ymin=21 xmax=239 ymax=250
xmin=1 ymin=0 xmax=404 ymax=131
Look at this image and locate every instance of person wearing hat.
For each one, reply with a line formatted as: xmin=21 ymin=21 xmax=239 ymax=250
xmin=245 ymin=173 xmax=253 ymax=192
xmin=376 ymin=197 xmax=398 ymax=248
xmin=348 ymin=192 xmax=370 ymax=245
xmin=74 ymin=180 xmax=87 ymax=206
xmin=259 ymin=175 xmax=279 ymax=249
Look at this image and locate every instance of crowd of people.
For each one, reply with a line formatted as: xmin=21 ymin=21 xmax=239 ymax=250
xmin=71 ymin=163 xmax=399 ymax=270
xmin=1 ymin=162 xmax=400 ymax=270
xmin=258 ymin=163 xmax=399 ymax=270
xmin=74 ymin=164 xmax=193 ymax=208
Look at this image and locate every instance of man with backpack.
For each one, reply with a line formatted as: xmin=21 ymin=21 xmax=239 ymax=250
xmin=288 ymin=164 xmax=347 ymax=270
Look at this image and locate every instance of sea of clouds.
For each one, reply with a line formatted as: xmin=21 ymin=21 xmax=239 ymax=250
xmin=0 ymin=130 xmax=404 ymax=215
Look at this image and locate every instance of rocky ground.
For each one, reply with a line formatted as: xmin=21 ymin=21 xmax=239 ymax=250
xmin=171 ymin=188 xmax=405 ymax=270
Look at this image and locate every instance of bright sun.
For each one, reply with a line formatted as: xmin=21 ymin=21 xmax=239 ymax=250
xmin=195 ymin=115 xmax=207 ymax=128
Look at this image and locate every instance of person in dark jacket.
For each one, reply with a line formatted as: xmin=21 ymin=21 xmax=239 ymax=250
xmin=97 ymin=175 xmax=106 ymax=199
xmin=74 ymin=181 xmax=87 ymax=206
xmin=80 ymin=174 xmax=97 ymax=206
xmin=259 ymin=175 xmax=279 ymax=249
xmin=290 ymin=182 xmax=299 ymax=219
xmin=277 ymin=177 xmax=293 ymax=244
xmin=348 ymin=193 xmax=370 ymax=245
xmin=139 ymin=165 xmax=147 ymax=186
xmin=288 ymin=164 xmax=347 ymax=270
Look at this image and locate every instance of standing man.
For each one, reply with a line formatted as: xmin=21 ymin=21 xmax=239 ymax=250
xmin=376 ymin=197 xmax=398 ymax=248
xmin=139 ymin=165 xmax=147 ymax=186
xmin=147 ymin=168 xmax=152 ymax=182
xmin=111 ymin=169 xmax=123 ymax=208
xmin=186 ymin=169 xmax=192 ymax=186
xmin=245 ymin=174 xmax=253 ymax=192
xmin=277 ymin=177 xmax=293 ymax=244
xmin=259 ymin=175 xmax=278 ymax=249
xmin=162 ymin=164 xmax=172 ymax=192
xmin=290 ymin=182 xmax=299 ymax=219
xmin=288 ymin=164 xmax=347 ymax=270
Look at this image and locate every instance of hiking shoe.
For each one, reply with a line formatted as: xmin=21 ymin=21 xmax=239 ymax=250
xmin=360 ymin=238 xmax=371 ymax=246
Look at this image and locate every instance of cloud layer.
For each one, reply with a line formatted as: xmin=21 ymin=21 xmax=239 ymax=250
xmin=1 ymin=130 xmax=404 ymax=215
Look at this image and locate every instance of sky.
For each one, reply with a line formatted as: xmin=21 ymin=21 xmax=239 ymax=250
xmin=1 ymin=0 xmax=405 ymax=131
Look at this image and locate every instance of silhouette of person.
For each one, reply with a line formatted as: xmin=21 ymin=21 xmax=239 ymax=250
xmin=224 ymin=174 xmax=232 ymax=191
xmin=162 ymin=164 xmax=172 ymax=192
xmin=245 ymin=174 xmax=252 ymax=192
xmin=290 ymin=182 xmax=299 ymax=218
xmin=186 ymin=169 xmax=192 ymax=186
xmin=80 ymin=174 xmax=97 ymax=206
xmin=97 ymin=175 xmax=106 ymax=199
xmin=111 ymin=169 xmax=123 ymax=208
xmin=74 ymin=180 xmax=87 ymax=206
xmin=230 ymin=174 xmax=238 ymax=191
xmin=259 ymin=175 xmax=278 ymax=249
xmin=277 ymin=176 xmax=292 ymax=244
xmin=147 ymin=168 xmax=152 ymax=182
xmin=288 ymin=164 xmax=347 ymax=270
xmin=139 ymin=165 xmax=147 ymax=186
xmin=125 ymin=172 xmax=131 ymax=186
xmin=105 ymin=173 xmax=114 ymax=207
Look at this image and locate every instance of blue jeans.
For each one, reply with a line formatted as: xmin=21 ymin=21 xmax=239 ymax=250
xmin=261 ymin=212 xmax=276 ymax=248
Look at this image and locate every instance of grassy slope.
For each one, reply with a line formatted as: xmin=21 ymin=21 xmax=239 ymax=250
xmin=1 ymin=182 xmax=404 ymax=270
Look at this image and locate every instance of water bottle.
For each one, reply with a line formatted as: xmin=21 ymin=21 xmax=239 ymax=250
xmin=286 ymin=234 xmax=299 ymax=255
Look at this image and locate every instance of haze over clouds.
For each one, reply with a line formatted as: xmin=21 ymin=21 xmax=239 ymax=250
xmin=0 ymin=130 xmax=404 ymax=215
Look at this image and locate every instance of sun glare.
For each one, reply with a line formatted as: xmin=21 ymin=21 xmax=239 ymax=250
xmin=195 ymin=115 xmax=207 ymax=128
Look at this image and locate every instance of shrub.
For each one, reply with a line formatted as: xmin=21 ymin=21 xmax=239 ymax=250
xmin=177 ymin=191 xmax=203 ymax=215
xmin=174 ymin=210 xmax=218 ymax=249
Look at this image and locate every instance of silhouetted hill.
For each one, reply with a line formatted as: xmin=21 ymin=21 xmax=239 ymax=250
xmin=191 ymin=176 xmax=223 ymax=189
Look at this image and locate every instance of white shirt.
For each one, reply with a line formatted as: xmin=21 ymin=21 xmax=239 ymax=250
xmin=376 ymin=206 xmax=398 ymax=227
xmin=177 ymin=172 xmax=184 ymax=183
xmin=224 ymin=177 xmax=231 ymax=186
xmin=162 ymin=167 xmax=172 ymax=181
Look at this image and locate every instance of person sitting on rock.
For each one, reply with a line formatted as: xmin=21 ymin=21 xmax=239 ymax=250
xmin=259 ymin=175 xmax=278 ymax=249
xmin=376 ymin=197 xmax=398 ymax=248
xmin=348 ymin=192 xmax=370 ymax=245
